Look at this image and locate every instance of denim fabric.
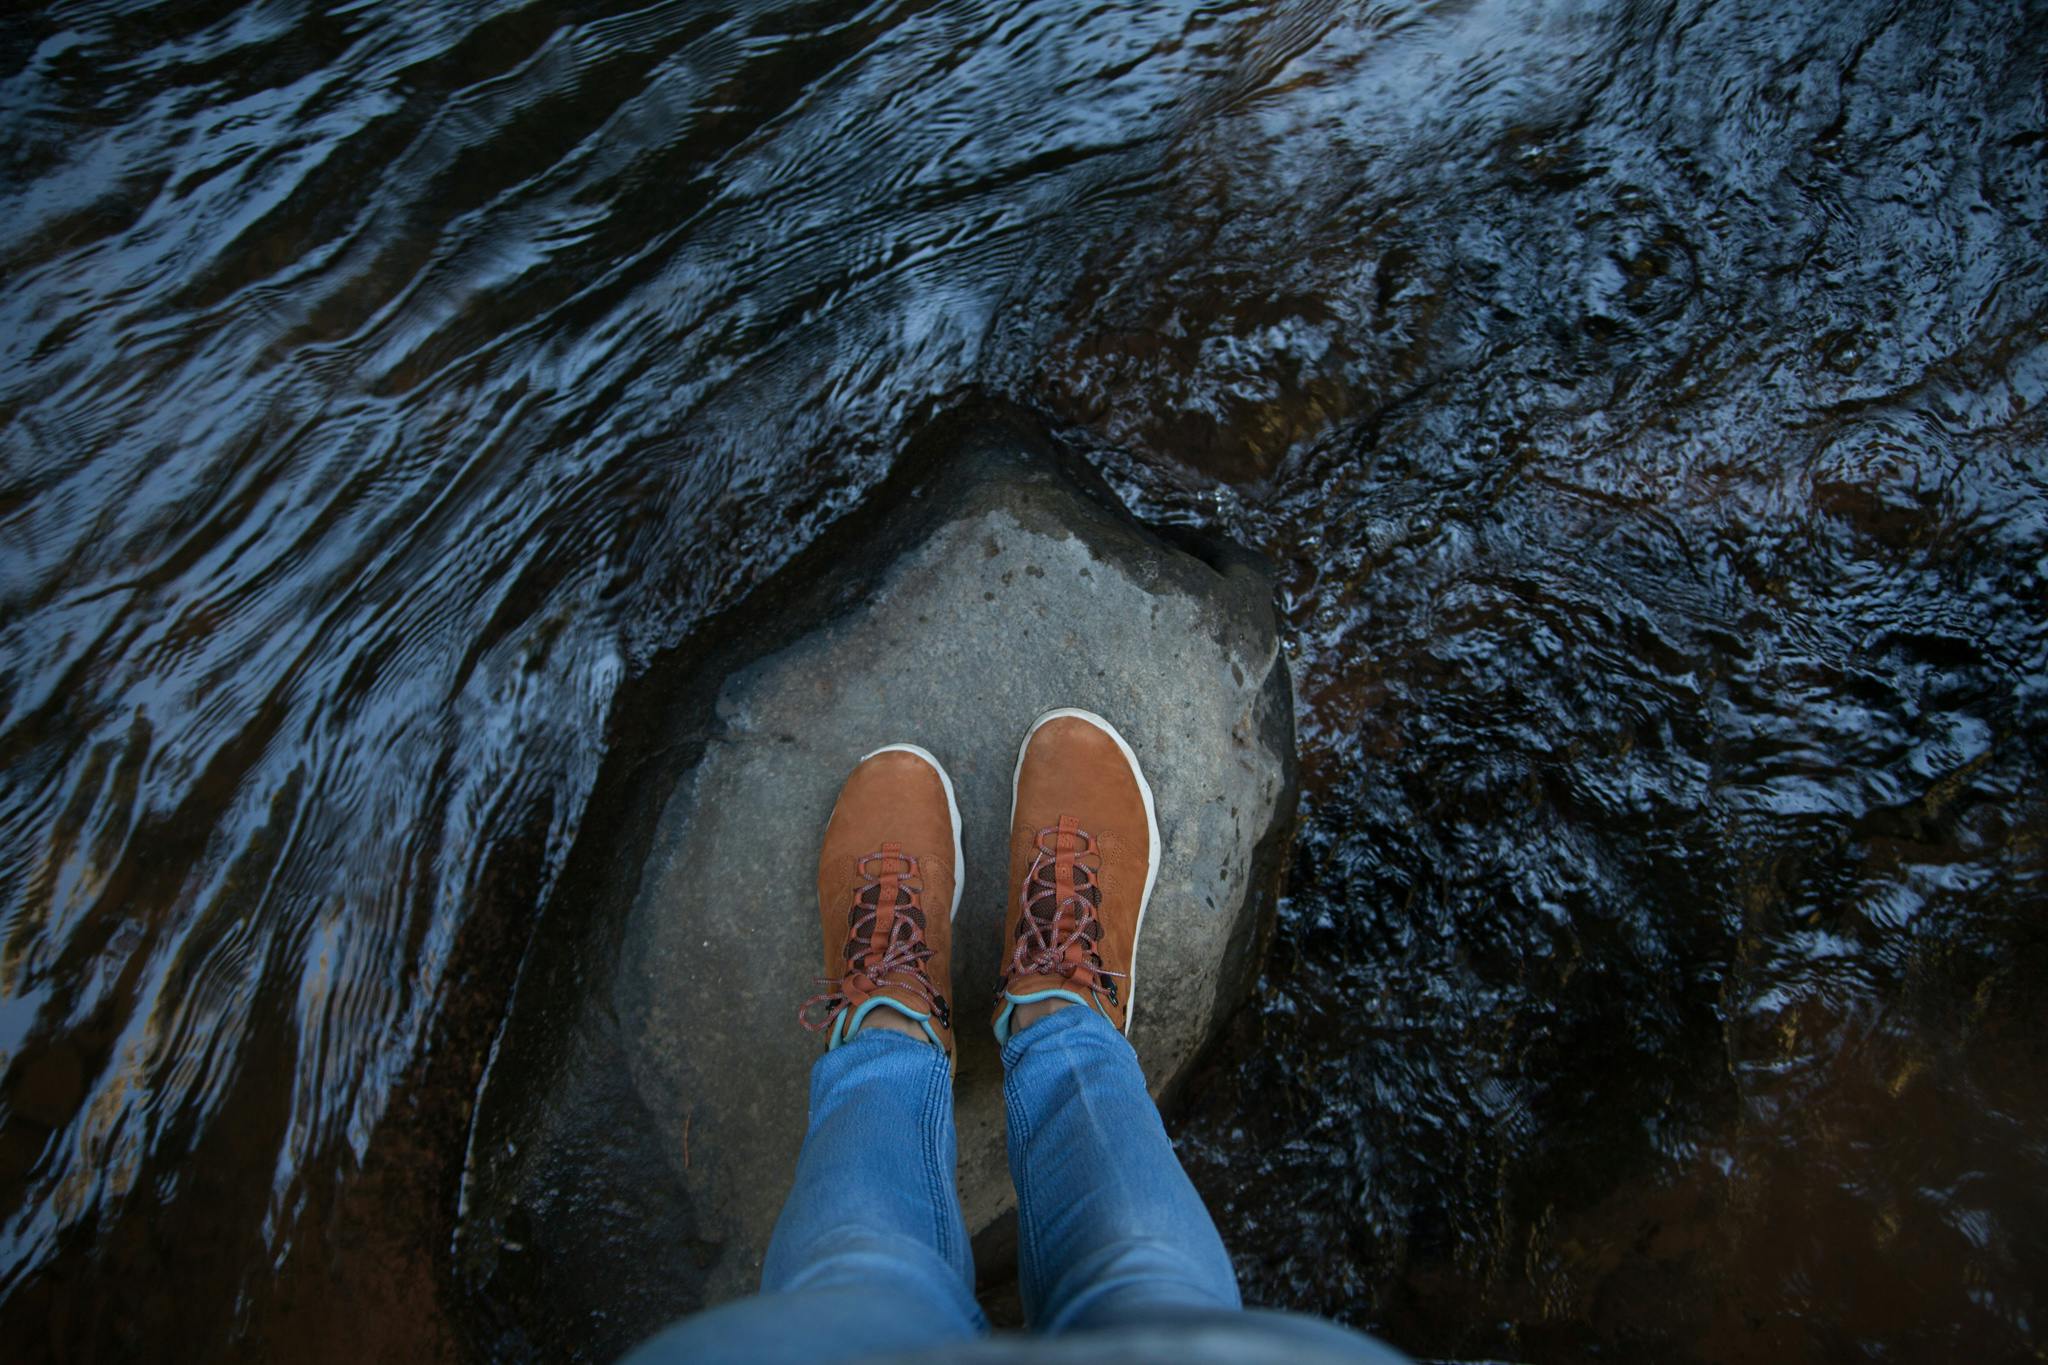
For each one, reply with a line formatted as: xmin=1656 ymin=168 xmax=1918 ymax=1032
xmin=623 ymin=1029 xmax=982 ymax=1365
xmin=999 ymin=1004 xmax=1240 ymax=1328
xmin=620 ymin=1010 xmax=1406 ymax=1365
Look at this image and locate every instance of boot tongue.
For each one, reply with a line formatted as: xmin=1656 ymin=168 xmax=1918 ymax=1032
xmin=867 ymin=841 xmax=908 ymax=958
xmin=1051 ymin=814 xmax=1082 ymax=938
xmin=846 ymin=876 xmax=926 ymax=971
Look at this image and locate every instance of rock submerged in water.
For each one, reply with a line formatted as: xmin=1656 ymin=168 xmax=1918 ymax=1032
xmin=457 ymin=401 xmax=1297 ymax=1357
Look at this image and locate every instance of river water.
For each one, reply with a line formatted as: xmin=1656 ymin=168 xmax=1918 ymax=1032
xmin=3 ymin=0 xmax=2044 ymax=1359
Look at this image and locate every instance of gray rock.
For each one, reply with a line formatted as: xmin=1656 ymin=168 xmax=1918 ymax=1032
xmin=456 ymin=402 xmax=1297 ymax=1359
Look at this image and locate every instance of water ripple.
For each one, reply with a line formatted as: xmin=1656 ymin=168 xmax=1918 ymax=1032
xmin=2 ymin=0 xmax=2046 ymax=1359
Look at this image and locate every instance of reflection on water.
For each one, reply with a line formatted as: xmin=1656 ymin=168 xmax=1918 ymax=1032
xmin=2 ymin=0 xmax=2043 ymax=1358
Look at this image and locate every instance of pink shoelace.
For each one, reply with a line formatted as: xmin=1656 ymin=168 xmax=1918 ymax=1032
xmin=1003 ymin=821 xmax=1123 ymax=1004
xmin=800 ymin=847 xmax=949 ymax=1033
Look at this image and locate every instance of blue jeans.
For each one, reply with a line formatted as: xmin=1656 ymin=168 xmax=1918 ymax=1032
xmin=623 ymin=1008 xmax=1406 ymax=1364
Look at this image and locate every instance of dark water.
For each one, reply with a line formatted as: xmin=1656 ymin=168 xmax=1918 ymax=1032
xmin=3 ymin=0 xmax=2044 ymax=1359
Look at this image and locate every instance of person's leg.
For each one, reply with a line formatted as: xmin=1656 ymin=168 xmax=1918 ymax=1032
xmin=1001 ymin=1002 xmax=1240 ymax=1330
xmin=761 ymin=1026 xmax=982 ymax=1310
xmin=1001 ymin=1008 xmax=1405 ymax=1358
xmin=1001 ymin=1010 xmax=1405 ymax=1358
xmin=988 ymin=710 xmax=1239 ymax=1331
xmin=625 ymin=1028 xmax=984 ymax=1363
xmin=624 ymin=744 xmax=983 ymax=1364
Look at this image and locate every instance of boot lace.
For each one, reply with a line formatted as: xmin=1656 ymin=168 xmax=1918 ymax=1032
xmin=1001 ymin=821 xmax=1122 ymax=1004
xmin=800 ymin=847 xmax=951 ymax=1032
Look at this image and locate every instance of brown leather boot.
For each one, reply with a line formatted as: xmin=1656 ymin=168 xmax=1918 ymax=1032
xmin=801 ymin=744 xmax=961 ymax=1056
xmin=993 ymin=709 xmax=1159 ymax=1044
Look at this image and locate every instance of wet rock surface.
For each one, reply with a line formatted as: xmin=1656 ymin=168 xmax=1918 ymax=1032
xmin=456 ymin=403 xmax=1296 ymax=1357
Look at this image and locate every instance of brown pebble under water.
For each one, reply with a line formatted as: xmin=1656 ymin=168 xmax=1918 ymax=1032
xmin=1 ymin=0 xmax=2044 ymax=1360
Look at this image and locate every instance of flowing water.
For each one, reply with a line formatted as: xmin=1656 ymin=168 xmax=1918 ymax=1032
xmin=3 ymin=0 xmax=2045 ymax=1359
